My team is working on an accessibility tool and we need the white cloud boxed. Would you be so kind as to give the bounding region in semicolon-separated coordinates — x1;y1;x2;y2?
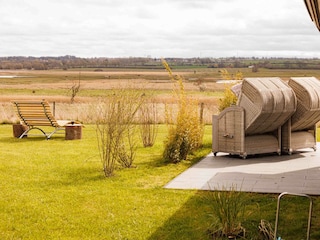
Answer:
0;0;319;58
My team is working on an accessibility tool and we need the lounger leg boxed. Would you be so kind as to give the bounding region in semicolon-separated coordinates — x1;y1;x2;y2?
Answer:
19;128;30;139
241;153;247;159
46;127;64;139
34;127;48;139
19;127;48;139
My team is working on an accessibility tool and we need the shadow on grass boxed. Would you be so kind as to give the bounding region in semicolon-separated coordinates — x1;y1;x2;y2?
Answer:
146;190;270;240
64;166;106;183
0;136;66;143
138;142;212;169
148;189;320;240
147;191;214;240
36;168;106;191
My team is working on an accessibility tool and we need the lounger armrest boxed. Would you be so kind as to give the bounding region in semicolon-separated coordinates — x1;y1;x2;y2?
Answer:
213;106;245;154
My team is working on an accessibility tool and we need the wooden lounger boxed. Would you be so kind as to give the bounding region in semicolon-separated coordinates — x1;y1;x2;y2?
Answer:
12;100;77;139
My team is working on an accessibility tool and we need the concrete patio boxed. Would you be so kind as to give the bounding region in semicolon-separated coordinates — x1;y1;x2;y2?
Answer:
165;143;320;195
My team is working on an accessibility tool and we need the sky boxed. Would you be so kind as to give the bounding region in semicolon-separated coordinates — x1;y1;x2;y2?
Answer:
0;0;320;58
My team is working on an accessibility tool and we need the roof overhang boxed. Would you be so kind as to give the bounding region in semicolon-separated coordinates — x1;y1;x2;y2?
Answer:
304;0;320;31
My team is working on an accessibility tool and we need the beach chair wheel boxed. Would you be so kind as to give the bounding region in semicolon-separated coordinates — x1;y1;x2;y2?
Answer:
241;154;247;159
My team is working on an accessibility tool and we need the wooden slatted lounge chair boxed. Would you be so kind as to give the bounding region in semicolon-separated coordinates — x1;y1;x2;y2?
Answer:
281;77;320;153
212;77;296;159
12;100;78;139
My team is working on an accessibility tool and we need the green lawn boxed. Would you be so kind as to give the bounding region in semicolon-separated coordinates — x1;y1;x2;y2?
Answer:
0;124;319;239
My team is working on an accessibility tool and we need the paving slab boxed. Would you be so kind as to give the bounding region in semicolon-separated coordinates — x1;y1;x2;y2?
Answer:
165;144;320;195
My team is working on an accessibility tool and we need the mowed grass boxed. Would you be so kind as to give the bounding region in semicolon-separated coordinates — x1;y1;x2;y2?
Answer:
1;124;320;239
0;124;214;239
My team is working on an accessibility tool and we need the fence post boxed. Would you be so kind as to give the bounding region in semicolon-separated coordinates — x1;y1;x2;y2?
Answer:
53;101;56;116
200;102;204;124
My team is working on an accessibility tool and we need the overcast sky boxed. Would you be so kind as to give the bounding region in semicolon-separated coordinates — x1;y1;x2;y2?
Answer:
1;0;319;58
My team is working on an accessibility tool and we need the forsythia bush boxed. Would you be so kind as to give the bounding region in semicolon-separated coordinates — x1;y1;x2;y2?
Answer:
162;59;204;163
218;86;238;112
218;68;240;112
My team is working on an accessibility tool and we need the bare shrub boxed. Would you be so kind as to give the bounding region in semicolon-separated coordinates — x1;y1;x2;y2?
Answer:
117;126;137;168
68;72;81;104
95;89;144;177
138;99;158;147
259;219;274;240
0;102;18;124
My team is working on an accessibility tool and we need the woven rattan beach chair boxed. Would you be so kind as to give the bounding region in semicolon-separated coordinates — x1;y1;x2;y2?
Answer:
281;77;320;154
13;100;77;139
212;77;296;159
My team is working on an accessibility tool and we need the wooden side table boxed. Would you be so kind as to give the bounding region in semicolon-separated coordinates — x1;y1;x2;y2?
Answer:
65;124;82;140
13;124;28;138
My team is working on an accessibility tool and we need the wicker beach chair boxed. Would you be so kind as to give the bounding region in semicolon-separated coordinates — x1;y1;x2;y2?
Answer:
282;77;320;153
212;77;296;159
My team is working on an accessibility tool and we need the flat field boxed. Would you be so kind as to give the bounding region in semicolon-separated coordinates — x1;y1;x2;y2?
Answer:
1;67;320;124
0;68;223;124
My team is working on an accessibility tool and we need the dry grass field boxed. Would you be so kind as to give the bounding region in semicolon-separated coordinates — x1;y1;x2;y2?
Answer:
0;68;225;124
1;67;320;124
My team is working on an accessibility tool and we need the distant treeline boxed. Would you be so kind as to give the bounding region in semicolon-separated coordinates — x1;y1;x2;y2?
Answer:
0;55;319;70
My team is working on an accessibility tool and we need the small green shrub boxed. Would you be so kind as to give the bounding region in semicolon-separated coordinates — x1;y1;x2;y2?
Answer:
138;100;158;147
